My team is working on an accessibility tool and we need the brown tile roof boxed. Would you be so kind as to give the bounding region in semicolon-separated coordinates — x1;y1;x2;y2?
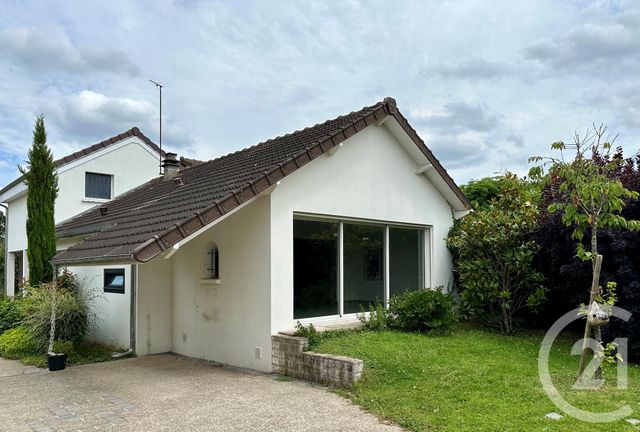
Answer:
0;127;164;198
52;97;470;265
178;157;204;167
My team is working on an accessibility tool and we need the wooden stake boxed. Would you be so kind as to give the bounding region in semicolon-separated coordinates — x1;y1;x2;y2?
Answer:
578;254;603;380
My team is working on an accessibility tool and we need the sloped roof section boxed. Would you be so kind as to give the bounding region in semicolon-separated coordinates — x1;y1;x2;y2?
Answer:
53;98;470;265
0;127;164;198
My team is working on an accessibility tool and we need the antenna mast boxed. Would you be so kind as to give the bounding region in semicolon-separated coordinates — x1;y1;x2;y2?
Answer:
149;79;163;174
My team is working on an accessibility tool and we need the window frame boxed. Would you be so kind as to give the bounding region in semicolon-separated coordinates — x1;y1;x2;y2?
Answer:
85;172;113;200
103;268;125;294
293;213;432;322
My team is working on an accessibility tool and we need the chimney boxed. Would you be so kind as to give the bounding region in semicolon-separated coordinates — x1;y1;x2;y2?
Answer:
162;152;180;179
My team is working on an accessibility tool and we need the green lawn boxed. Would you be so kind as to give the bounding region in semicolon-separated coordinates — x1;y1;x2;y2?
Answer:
314;326;640;431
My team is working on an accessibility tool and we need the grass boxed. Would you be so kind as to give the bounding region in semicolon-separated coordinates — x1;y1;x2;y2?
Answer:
11;343;119;368
314;325;640;431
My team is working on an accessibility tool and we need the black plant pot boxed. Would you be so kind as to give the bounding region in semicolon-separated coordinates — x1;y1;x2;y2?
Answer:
47;353;67;371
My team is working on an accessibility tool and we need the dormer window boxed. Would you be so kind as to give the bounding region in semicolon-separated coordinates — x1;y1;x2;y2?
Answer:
85;172;112;199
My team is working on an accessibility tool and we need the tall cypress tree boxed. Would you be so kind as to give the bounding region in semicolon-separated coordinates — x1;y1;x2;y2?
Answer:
20;115;58;285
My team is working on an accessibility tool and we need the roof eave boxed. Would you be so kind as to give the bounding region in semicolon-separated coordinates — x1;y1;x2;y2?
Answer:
385;105;472;211
51;253;136;267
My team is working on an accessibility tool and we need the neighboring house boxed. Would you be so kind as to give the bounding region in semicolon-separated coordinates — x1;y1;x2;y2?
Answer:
0;127;165;297
48;97;468;372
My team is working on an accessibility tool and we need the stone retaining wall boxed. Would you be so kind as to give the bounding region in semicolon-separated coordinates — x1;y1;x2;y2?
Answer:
271;334;364;388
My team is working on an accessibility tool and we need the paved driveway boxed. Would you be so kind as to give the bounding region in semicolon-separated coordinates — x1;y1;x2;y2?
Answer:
0;354;401;432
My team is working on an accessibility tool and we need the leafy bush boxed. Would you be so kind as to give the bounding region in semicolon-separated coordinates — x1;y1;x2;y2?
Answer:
18;283;95;349
294;322;321;349
460;177;502;211
358;302;393;331
389;289;456;334
448;173;546;334
0;296;23;335
0;326;40;358
52;340;75;356
56;268;81;294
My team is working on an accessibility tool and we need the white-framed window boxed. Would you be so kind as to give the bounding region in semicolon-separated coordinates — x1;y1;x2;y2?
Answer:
293;215;431;320
85;172;112;199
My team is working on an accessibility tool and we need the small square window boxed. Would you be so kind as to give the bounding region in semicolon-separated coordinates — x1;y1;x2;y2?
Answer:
104;269;125;294
86;172;112;199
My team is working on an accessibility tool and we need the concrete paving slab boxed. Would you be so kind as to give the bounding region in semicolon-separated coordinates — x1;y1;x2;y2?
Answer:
0;354;401;432
0;356;43;377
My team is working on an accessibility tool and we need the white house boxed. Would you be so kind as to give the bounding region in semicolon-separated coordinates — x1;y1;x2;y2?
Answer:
23;98;469;372
0;127;165;296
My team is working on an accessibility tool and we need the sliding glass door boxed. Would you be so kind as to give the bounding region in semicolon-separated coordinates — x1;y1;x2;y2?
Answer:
293;217;429;319
389;227;424;297
343;223;385;314
293;220;339;319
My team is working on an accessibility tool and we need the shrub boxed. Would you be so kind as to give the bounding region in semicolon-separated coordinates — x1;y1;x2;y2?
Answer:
52;340;75;356
389;289;456;334
18;283;93;348
448;173;546;334
0;326;40;358
358;302;393;331
294;322;321;349
0;296;23;335
56;268;80;294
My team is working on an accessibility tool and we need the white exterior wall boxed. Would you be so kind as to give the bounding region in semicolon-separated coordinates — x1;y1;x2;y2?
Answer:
6;195;28;293
169;197;272;371
55;140;160;223
136;260;172;355
2;137;160;296
269;124;455;334
64;264;132;350
7;194;27;252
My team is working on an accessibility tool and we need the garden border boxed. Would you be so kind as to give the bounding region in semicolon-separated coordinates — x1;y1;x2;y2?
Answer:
271;334;363;387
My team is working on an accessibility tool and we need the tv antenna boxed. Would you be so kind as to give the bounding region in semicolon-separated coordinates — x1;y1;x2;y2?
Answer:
149;79;163;174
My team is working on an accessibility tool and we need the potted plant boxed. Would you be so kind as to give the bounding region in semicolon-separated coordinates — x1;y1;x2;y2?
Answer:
46;282;67;371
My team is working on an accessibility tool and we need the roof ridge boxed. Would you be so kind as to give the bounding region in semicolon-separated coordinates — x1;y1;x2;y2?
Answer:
55;126;163;166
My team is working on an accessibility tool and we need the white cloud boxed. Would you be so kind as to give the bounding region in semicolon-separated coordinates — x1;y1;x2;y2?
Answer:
0;27;139;76
41;91;194;158
524;10;640;73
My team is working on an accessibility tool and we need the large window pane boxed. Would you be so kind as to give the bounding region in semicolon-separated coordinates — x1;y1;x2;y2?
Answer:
294;220;339;319
343;223;385;314
389;227;424;297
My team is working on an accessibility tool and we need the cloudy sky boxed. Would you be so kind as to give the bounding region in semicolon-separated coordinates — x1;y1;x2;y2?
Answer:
1;0;639;188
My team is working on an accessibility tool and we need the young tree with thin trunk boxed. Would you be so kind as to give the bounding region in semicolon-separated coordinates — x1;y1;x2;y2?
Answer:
530;124;640;380
19;115;58;286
